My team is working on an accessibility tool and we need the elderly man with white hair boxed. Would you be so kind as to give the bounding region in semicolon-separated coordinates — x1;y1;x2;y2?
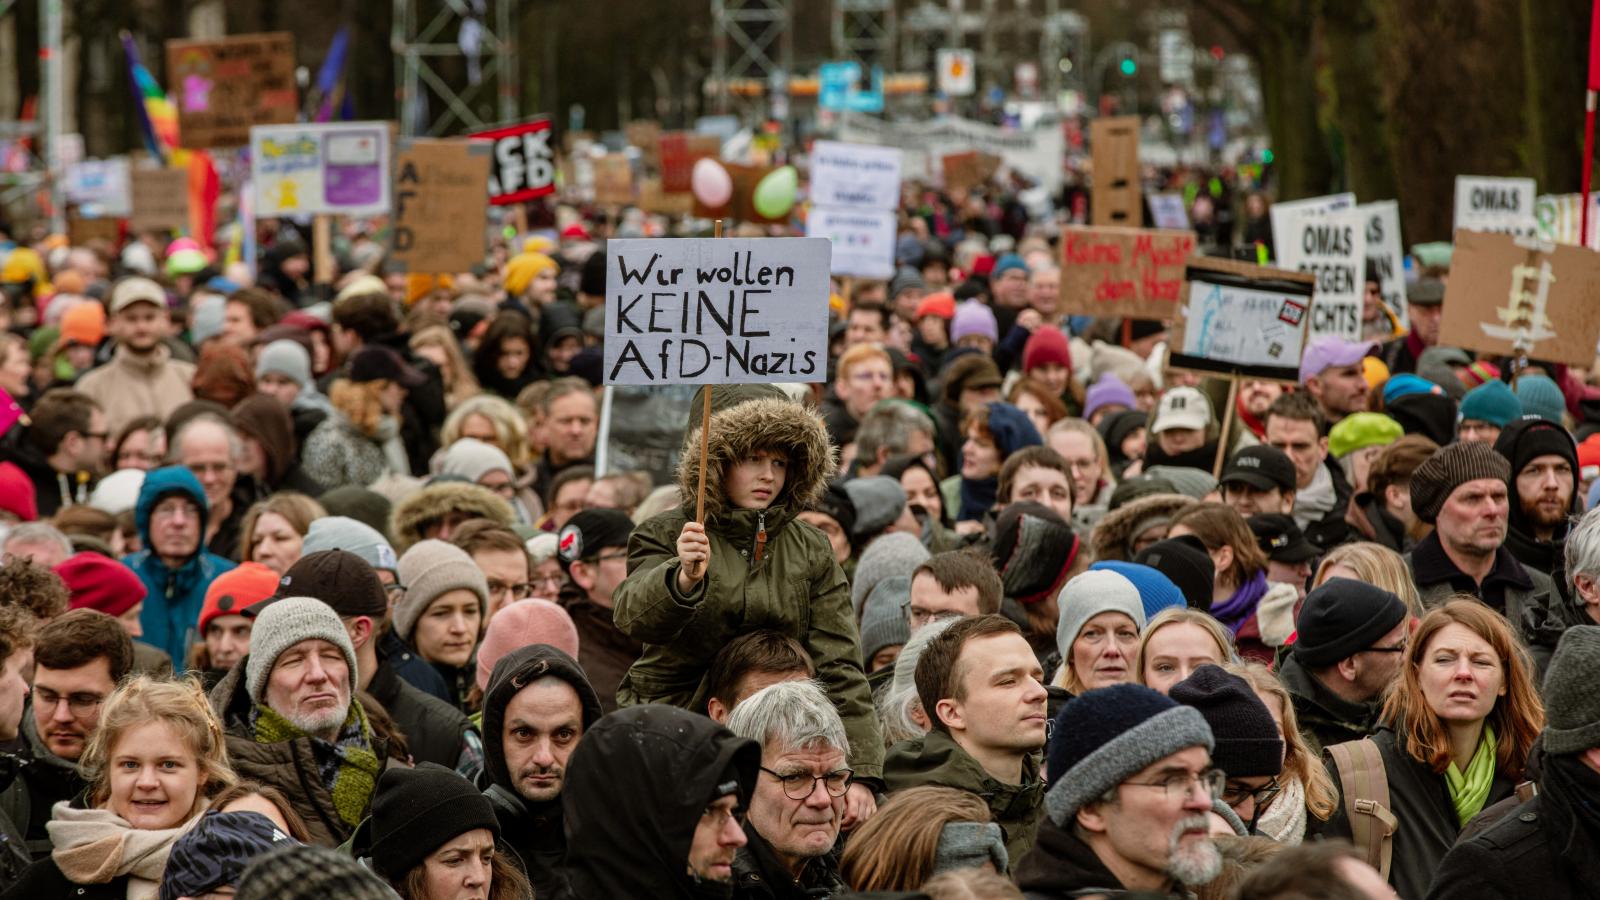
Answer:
725;680;853;899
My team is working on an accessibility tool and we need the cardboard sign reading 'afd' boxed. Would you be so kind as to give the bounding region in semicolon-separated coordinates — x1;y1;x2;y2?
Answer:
390;139;491;274
604;239;832;386
1058;225;1197;319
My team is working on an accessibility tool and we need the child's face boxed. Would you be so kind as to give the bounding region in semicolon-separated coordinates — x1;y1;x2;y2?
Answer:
726;449;788;510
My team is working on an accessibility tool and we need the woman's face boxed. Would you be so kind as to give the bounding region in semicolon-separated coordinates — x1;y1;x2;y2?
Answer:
309;332;332;375
1418;623;1505;725
460;413;502;449
250;511;304;575
900;466;943;524
257;372;301;408
1140;623;1225;695
116;428;166;471
1157;426;1205;456
1049;430;1103;506
1120;427;1148;463
917;316;948;347
961;426;1000;480
497;337;531;380
548;336;582;374
1033;363;1070;397
237;435;266;480
106;720;203;831
1071;611;1139;691
530;268;559;304
414;589;483;669
419;827;496;900
0;345;30;396
1014;392;1052;440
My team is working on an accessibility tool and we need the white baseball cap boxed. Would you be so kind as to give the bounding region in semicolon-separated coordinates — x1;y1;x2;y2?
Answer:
1151;386;1213;434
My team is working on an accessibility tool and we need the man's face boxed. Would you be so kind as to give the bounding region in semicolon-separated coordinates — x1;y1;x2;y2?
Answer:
1516;454;1574;534
1409;303;1443;346
1435;477;1510;557
263;638;352;739
501;678;584;804
179;424;237;511
942;632;1048;755
149;495;203;562
205;614;251;671
1308;363;1368;418
1086;746;1221;890
474;548;532;618
1157;426;1205;456
908;571;981;632
1028;270;1060;316
796;512;851;564
1265;416;1326;490
957;385;1001;416
686;794;746;883
0;646;30;742
571;545;630;608
1363;280;1383;321
1457;419;1501;445
836;358;892;421
1350;618;1409;700
222;301;258;344
546;392;598;465
72;408;109;473
1239;381;1284;418
32;657;115;760
846;309;886;347
1221;482;1290;518
993;270;1029;307
746;743;847;868
1264;559;1313;602
1009;465;1074;522
257;372;301;408
115;302;167;353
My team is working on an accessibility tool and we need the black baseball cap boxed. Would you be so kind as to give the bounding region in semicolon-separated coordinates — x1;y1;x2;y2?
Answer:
557;509;635;572
1247;514;1319;564
1221;445;1297;493
349;346;427;388
244;550;390;619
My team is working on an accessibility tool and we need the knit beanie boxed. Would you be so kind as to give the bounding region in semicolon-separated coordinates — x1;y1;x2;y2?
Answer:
1109;476;1178;510
850;531;929;615
439;437;516;484
1045;684;1215;824
914;292;956;320
1292;578;1408;668
1134;536;1214;611
1141;465;1218;500
244;596;360;703
60;301;105;348
1494;415;1579;484
1168;665;1284;778
0;462;36;522
254;339;312;388
843;476;909;539
394;540;490;642
1055;569;1147;662
951;301;999;344
860;575;913;664
932;822;1009;877
368;763;499;881
475;599;580;692
986;402;1043;456
54;552;147;618
1387;392;1459;448
1516;374;1566;423
1408;441;1511;524
1023;327;1072;375
236;845;394;900
190;294;227;345
808;484;858;541
1083;375;1138;421
1327;412;1403;460
1090;560;1186;620
199;562;281;635
992;502;1078;604
301;516;398;574
503;251;558;297
160;810;298;900
992;253;1029;278
889;266;926;298
1458;380;1520;428
1540;625;1600;754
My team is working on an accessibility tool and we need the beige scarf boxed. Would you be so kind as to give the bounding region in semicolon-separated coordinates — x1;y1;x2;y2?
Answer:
47;802;203;900
1254;774;1308;845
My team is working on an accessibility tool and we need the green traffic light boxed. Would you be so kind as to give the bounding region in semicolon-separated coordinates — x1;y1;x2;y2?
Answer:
1119;58;1137;76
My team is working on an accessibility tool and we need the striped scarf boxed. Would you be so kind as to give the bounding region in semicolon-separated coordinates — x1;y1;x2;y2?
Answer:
251;701;381;828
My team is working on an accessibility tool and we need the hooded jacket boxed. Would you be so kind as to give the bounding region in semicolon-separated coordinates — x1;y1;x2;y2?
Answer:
479;645;603;900
613;388;885;779
73;342;196;434
1276;652;1381;758
1496;417;1580;579
0;712;89;861
560;705;760;899
883;729;1045;867
123;466;236;667
1087;493;1198;563
389;481;516;554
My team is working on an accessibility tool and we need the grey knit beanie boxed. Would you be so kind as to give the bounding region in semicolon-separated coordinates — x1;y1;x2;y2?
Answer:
860;575;913;664
843;476;909;539
439;438;515;484
245;596;359;703
255;339;312;388
1541;625;1600;754
851;531;929;615
301;516;398;574
932;821;1008;876
1055;569;1147;662
1408;441;1511;524
394;540;489;641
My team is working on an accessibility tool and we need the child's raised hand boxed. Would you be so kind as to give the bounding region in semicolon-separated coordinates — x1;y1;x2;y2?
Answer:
676;521;710;593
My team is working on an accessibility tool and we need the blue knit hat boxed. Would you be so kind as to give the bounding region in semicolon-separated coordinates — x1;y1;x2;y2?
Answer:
1382;373;1443;405
991;253;1029;278
1457;380;1521;428
986;402;1043;456
1045;684;1214;825
1089;560;1186;620
1516;374;1566;424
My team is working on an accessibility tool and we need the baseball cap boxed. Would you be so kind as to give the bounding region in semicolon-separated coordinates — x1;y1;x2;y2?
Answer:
246;549;389;619
1248;514;1319;564
1221;445;1297;492
109;276;167;315
1407;278;1445;308
350;346;427;388
1150;386;1212;434
557;509;635;572
1298;336;1378;384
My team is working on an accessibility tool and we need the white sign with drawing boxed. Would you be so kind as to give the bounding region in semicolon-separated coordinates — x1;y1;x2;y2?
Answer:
1183;280;1311;374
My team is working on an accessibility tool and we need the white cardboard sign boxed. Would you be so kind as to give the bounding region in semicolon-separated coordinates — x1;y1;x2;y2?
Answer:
806;207;897;279
1358;200;1407;328
251;122;392;217
1270;204;1367;342
1454;176;1537;237
809;141;901;210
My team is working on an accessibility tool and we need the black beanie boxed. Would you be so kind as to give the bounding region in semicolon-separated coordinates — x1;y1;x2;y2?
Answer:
810;483;858;539
579;246;608;296
1168;665;1284;778
1108;476;1178;510
1494;415;1578;485
1387;392;1458;448
1136;535;1215;612
369;763;500;880
557;508;636;572
1293;578;1408;668
991;501;1079;603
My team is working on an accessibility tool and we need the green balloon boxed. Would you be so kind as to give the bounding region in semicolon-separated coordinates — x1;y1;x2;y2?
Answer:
753;165;799;219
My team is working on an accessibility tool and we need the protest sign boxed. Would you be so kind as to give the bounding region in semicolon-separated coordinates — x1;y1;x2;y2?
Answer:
472;117;556;205
1358;201;1407;328
838;113;1065;191
251;122;392;217
165;32;296;149
594;154;635;205
1268;204;1367;341
1454;176;1537;237
941;151;1002;193
1057;225;1198;320
1271;193;1356;218
67;212;119;246
638;177;695;216
1090;117;1141;226
624;120;662;167
129;168;191;233
1437;230;1600;366
1149;193;1189;230
1170;257;1316;381
1535;193;1600;250
64;158;131;218
604;238;832;385
596;383;700;486
806;206;897;279
810;141;901;210
389;139;492;274
659;132;722;193
937;49;976;96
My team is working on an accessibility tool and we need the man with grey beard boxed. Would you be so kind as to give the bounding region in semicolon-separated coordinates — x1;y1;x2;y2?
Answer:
1013;683;1222;897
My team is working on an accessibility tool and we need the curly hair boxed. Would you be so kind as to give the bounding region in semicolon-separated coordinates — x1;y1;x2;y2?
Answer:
0;555;69;620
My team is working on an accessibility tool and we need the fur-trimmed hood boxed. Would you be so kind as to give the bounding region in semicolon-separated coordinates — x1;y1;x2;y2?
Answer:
1088;493;1198;563
674;393;836;521
390;481;515;552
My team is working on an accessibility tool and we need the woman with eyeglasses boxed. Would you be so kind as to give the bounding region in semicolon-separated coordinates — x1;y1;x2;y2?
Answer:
1317;598;1544;900
109;415;166;472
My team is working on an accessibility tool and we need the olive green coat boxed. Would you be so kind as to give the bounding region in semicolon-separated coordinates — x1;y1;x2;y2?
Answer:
884;729;1046;868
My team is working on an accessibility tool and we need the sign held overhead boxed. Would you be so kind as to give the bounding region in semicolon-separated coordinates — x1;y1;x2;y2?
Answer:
1058;225;1197;320
390;139;492;274
166;32;297;149
250;122;392;218
1437;230;1600;366
473;117;556;205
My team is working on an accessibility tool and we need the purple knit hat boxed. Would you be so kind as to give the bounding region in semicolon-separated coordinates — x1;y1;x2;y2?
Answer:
1083;374;1138;420
951;301;999;344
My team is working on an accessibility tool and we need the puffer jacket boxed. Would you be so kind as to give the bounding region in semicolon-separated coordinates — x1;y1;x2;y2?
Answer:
883;729;1045;867
123;466;236;668
613;387;884;779
1087;493;1198;563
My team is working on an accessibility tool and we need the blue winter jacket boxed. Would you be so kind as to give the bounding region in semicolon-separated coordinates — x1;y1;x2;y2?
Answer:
123;466;236;667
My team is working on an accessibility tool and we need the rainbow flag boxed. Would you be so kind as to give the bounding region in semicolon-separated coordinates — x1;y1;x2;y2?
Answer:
120;32;177;162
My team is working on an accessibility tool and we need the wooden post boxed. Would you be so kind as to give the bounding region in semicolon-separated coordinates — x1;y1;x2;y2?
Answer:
694;218;726;523
312;215;335;285
511;204;529;241
1212;377;1240;479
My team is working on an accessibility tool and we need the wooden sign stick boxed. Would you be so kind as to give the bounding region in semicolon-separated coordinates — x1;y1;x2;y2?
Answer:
695;218;725;523
1212;378;1240;479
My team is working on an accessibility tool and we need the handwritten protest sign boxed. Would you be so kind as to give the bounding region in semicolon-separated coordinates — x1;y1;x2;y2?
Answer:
941;151;1001;193
1271;193;1356;218
838;114;1065;191
806;207;897;279
1534;193;1600;250
472;117;556;205
604;238;832;385
166;33;296;149
624;120;663;168
1170;257;1316;381
1454;176;1537;237
389;139;491;274
1090;117;1140;226
592;154;635;205
1437;230;1600;366
251;122;392;217
1269;204;1367;341
1149;193;1189;230
810;141;901;209
129;168;191;233
67;212;119;246
638;177;694;216
1057;225;1197;319
64;158;131;218
1358;201;1407;328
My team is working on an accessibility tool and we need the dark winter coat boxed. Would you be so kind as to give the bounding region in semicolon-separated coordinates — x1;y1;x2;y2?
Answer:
557;584;641;714
1015;815;1186;899
732;827;847;900
378;629;453;706
0;713;85;861
365;650;474;771
1407;531;1557;651
1277;653;1382;758
883;729;1044;867
0;856;127;900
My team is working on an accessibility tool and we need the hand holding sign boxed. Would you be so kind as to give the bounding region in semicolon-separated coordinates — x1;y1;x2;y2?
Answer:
677;521;710;591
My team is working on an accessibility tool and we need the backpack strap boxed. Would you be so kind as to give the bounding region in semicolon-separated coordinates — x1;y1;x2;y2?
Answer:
1514;780;1538;804
1326;738;1398;879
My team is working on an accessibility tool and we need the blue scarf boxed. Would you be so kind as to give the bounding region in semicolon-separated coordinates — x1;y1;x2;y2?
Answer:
1211;569;1269;634
958;476;998;523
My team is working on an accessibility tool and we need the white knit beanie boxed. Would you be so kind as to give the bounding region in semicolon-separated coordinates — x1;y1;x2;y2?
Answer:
1055;569;1148;661
439;438;515;484
394;540;489;641
245;596;359;703
255;339;312;389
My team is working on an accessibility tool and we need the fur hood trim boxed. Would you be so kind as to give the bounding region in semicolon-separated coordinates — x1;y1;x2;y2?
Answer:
391;481;515;552
1088;493;1198;563
675;397;836;520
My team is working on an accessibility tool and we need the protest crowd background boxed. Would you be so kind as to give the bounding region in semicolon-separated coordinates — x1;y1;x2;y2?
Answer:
3;5;1600;900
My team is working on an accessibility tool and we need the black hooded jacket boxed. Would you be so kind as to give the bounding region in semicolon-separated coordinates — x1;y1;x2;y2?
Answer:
1495;416;1580;579
559;705;760;899
479;644;603;900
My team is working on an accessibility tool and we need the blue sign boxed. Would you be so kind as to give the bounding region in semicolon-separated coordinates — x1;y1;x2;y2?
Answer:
818;61;884;113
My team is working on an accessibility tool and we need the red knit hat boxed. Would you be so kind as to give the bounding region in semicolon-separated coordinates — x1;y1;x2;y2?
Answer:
55;553;147;617
914;292;956;320
1023;326;1072;374
0;462;37;522
198;562;280;635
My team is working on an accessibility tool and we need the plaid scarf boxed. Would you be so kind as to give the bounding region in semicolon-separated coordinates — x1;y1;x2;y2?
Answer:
251;700;381;828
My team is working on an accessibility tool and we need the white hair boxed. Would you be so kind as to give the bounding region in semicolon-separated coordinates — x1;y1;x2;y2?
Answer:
725;679;849;758
1565;505;1600;596
171;413;244;465
2;523;73;560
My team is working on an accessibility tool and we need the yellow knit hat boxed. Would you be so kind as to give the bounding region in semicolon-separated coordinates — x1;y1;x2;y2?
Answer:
503;252;558;297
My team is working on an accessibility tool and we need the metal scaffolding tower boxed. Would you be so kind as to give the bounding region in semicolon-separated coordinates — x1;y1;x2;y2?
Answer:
832;0;896;70
392;0;519;137
710;0;793;115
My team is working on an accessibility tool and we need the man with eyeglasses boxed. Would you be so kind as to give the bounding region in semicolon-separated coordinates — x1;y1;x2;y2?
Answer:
821;344;894;449
1169;665;1286;837
171;414;248;562
5;387;106;517
452;519;536;620
1278;578;1410;757
0;609;132;859
556;508;642;713
1015;682;1221;896
122;465;236;667
905;552;1004;635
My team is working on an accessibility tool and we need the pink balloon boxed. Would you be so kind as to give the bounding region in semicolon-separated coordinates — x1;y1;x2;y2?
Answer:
691;158;733;207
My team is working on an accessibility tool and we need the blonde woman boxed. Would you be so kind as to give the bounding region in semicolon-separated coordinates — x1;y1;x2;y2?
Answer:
301;347;418;488
1046;417;1115;511
1223;661;1338;844
436;396;541;519
841;786;998;889
3;676;236;898
238;493;326;574
1135;607;1237;694
1051;569;1145;696
410;324;479;410
1312;541;1424;619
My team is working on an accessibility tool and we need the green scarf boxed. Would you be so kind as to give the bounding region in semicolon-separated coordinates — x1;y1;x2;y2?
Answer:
1444;724;1496;826
253;701;382;828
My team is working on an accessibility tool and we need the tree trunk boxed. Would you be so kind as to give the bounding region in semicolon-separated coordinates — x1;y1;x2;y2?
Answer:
1255;18;1334;199
1320;0;1397;202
